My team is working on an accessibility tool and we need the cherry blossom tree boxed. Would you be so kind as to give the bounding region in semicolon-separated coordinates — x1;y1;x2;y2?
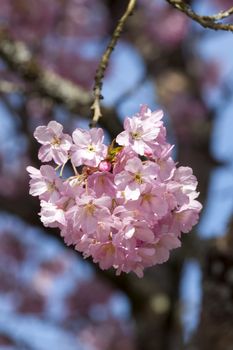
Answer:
0;1;233;349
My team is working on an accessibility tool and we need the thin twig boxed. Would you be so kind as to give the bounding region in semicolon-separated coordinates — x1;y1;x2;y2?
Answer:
90;0;137;128
202;7;233;21
71;160;78;176
166;0;233;31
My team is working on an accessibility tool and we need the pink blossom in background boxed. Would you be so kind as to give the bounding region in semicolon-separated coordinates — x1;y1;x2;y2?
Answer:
0;0;108;42
213;0;233;9
166;93;207;142
139;1;188;48
0;227;135;349
0;0;109;89
27;105;202;277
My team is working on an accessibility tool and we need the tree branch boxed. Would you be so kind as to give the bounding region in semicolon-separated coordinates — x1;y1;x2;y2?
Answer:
90;0;137;128
0;79;23;93
0;30;91;108
0;29;123;138
166;0;233;31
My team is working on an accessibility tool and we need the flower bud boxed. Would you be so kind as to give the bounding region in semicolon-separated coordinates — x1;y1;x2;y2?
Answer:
98;160;111;172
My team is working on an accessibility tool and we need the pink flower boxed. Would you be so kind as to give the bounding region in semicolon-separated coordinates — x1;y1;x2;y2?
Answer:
27;165;63;202
98;160;111;172
88;172;116;197
170;193;202;234
173;166;198;194
153;234;181;264
71;128;107;167
165;182;189;210
157;156;175;181
70;194;112;233
60;222;81;247
39;200;66;228
113;147;136;175
88;241;117;270
116;106;163;155
111;221;157;277
127;184;168;222
114;157;158;200
34;121;72;165
123;221;155;242
28;105;202;277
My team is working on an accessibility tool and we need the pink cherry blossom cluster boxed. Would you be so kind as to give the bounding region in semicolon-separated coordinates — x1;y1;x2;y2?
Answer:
27;105;202;277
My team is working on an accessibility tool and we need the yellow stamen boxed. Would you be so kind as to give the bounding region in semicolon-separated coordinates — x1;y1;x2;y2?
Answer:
102;242;115;255
51;136;61;147
135;173;142;184
88;144;95;152
85;203;95;215
47;183;55;192
131;132;141;140
142;193;152;202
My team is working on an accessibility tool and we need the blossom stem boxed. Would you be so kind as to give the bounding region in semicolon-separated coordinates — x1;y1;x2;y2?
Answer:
59;162;66;177
90;0;137;128
55;164;61;171
71;160;78;176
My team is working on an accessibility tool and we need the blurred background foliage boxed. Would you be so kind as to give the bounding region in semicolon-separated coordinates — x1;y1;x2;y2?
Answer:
0;0;233;349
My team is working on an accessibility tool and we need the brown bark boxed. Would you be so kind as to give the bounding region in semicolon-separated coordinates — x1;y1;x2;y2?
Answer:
191;223;233;350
